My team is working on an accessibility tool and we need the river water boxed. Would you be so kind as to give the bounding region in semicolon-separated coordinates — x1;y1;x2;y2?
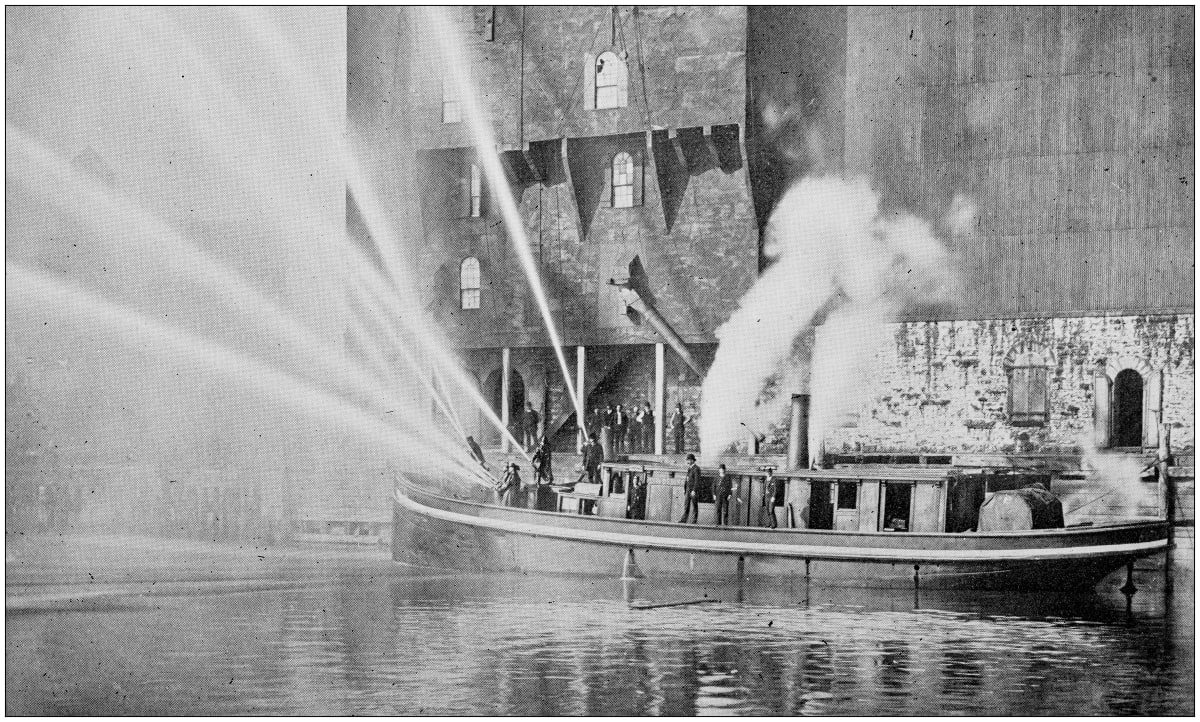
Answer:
6;534;1193;716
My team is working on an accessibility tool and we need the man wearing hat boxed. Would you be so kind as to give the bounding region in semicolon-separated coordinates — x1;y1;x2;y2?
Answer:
678;454;701;523
497;462;522;506
583;432;605;484
713;463;733;525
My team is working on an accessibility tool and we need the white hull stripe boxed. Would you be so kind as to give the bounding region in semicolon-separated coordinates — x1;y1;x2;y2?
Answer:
395;490;1167;564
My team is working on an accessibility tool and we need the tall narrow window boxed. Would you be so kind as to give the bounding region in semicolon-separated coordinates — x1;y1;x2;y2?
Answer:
441;75;461;124
469;163;482;217
460;257;480;309
594;51;628;109
1006;348;1051;427
611;152;634;208
1112;369;1144;447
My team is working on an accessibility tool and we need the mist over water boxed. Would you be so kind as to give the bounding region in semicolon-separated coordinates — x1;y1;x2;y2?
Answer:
6;7;507;544
698;176;955;462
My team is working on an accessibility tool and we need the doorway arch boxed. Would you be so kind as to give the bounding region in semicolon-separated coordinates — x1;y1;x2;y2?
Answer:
1111;369;1143;448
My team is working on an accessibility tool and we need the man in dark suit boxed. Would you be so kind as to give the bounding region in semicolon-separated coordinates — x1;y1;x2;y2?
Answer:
583;433;605;484
713;463;733;525
762;467;779;529
679;453;701;523
613;404;627;455
532;436;553;484
627;474;647;520
670;403;689;454
640;402;654;454
588;407;604;438
521;402;540;453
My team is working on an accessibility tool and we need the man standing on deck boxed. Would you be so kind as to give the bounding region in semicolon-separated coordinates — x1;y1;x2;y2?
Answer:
713;463;732;525
532;436;554;484
521;402;540;453
628;474;648;520
583;433;604;484
678;453;701;524
498;463;522;506
762;467;779;529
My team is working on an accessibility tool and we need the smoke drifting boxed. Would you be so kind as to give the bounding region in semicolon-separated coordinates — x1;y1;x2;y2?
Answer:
698;175;959;462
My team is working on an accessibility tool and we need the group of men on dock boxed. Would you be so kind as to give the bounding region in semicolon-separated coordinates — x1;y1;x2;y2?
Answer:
585;402;694;456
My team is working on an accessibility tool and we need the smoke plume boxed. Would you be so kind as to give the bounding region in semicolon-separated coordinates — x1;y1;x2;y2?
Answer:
698;175;955;462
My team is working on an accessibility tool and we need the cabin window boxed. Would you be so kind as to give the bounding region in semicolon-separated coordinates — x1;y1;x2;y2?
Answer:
441;74;461;124
1006;349;1051;427
697;475;715;504
459;257;480;309
882;482;912;532
836;482;858;510
1112;369;1144;448
594;51;628;109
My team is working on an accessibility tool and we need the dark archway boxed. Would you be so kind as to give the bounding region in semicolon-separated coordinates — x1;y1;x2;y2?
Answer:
1112;369;1144;448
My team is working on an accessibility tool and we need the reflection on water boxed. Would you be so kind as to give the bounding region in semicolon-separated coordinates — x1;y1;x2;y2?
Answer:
5;539;1193;715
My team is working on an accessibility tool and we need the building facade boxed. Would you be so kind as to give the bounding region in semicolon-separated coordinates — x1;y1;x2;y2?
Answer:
349;6;1194;460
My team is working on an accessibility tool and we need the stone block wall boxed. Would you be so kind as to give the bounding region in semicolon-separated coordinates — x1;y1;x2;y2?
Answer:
808;314;1195;456
401;6;747;151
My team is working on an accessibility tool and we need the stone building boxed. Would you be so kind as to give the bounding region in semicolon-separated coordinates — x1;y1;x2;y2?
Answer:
349;6;1193;461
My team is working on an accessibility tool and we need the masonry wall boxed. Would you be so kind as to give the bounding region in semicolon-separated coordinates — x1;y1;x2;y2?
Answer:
798;314;1195;456
404;6;746;150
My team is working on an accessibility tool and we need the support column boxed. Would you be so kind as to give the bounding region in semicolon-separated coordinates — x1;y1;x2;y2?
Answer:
654;343;665;455
501;347;511;453
1094;363;1111;449
577;345;586;453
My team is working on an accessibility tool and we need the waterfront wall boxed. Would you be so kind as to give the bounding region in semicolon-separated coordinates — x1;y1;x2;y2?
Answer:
756;313;1195;456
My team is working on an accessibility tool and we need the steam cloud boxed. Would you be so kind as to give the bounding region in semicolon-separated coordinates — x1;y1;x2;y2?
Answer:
698;175;959;462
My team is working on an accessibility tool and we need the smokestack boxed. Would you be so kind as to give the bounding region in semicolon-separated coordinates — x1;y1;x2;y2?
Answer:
787;394;809;469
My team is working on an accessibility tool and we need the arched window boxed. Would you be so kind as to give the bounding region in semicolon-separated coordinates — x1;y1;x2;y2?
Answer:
611;152;634;208
594;51;628;109
460;257;480;309
1005;345;1052;427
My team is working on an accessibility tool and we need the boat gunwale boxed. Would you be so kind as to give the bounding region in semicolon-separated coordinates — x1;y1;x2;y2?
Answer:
395;478;1168;543
394;484;1169;564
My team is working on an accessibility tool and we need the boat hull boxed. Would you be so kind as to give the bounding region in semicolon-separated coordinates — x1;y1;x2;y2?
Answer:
393;481;1169;591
